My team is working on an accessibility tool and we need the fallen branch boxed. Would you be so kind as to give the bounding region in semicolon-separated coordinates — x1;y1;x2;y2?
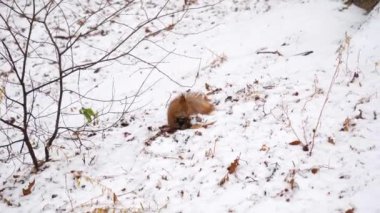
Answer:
144;125;174;146
256;50;283;56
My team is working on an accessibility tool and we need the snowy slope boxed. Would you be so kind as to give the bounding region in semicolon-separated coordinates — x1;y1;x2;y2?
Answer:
1;1;379;212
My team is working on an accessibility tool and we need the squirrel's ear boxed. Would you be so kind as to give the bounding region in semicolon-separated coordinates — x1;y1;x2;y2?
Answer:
179;94;186;103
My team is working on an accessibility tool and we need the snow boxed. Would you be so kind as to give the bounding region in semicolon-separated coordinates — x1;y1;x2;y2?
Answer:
1;0;379;212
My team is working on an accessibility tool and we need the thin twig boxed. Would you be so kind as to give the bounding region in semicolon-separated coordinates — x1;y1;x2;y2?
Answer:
309;34;350;156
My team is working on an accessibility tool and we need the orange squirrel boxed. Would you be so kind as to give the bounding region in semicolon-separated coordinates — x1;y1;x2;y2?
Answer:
167;92;214;130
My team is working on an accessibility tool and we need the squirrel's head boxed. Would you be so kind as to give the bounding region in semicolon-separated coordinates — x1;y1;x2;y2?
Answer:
175;116;191;130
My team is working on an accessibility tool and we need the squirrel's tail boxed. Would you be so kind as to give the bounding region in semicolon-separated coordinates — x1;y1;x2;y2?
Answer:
184;92;214;115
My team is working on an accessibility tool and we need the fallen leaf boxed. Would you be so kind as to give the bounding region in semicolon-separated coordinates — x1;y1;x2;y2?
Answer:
184;0;198;6
219;174;229;186
205;83;211;91
227;158;239;174
22;179;35;196
289;140;301;145
327;137;335;145
259;144;269;152
71;170;83;179
342;117;351;131
311;168;319;174
164;24;175;31
289;178;296;190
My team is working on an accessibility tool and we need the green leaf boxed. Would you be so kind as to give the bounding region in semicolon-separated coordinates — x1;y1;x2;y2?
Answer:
79;107;97;123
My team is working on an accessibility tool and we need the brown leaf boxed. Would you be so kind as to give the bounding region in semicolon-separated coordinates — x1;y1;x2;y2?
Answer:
145;27;151;33
184;0;198;6
259;144;269;152
345;208;355;213
205;83;211;91
227;158;239;174
342;117;351;131
164;24;175;31
71;170;83;179
327;137;335;145
289;178;296;190
289;140;301;145
147;30;161;38
218;174;229;186
22;179;35;196
311;167;319;174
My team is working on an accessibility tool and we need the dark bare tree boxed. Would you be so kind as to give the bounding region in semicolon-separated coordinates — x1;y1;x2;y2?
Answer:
0;0;218;170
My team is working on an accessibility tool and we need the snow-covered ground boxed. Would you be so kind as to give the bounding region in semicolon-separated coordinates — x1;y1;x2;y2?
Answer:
1;0;379;212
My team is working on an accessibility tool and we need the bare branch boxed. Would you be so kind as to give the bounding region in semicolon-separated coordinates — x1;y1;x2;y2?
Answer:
0;118;24;131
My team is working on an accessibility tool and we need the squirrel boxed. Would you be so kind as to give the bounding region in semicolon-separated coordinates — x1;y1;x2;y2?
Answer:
167;92;214;130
